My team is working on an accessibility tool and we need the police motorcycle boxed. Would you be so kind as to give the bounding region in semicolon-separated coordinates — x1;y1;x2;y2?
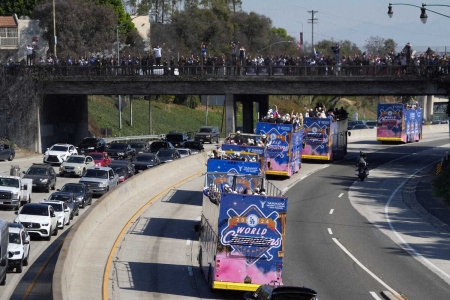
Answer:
355;151;369;181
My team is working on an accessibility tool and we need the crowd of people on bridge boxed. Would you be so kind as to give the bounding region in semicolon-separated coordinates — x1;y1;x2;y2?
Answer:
2;40;449;77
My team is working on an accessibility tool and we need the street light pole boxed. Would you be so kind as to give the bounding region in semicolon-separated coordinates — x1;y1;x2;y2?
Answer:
388;3;450;23
53;0;57;57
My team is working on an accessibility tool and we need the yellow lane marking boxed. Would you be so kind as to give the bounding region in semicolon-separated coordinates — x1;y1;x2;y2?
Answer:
24;237;66;300
102;172;203;300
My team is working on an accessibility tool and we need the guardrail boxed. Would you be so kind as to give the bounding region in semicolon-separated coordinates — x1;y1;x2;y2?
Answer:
103;134;166;144
5;64;450;79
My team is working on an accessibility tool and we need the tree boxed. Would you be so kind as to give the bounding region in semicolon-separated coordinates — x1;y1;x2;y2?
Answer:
364;36;397;56
32;0;119;57
0;0;44;18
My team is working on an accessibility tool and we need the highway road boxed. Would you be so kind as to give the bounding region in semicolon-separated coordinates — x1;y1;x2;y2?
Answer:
107;131;450;300
1;127;449;300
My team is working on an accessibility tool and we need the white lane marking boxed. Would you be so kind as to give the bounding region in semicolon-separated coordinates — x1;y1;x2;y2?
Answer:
329;209;334;215
369;291;383;300
186;239;191;246
332;238;402;297
327;228;333;235
338;193;344;198
385;170;450;281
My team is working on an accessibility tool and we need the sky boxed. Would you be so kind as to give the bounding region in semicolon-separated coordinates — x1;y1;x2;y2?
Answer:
240;0;450;53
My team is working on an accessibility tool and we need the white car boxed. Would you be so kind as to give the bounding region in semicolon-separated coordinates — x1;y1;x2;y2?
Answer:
41;200;71;229
7;223;30;273
59;155;95;177
176;148;191;158
44;143;78;164
14;203;58;241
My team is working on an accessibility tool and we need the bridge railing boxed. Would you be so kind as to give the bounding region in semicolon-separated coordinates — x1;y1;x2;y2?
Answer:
5;64;449;78
103;134;166;144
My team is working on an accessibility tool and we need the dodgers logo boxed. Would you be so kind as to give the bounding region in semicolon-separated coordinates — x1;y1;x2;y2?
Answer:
220;204;283;265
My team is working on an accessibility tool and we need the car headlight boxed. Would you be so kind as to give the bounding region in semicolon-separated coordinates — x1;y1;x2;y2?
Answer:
118;152;125;156
76;196;83;201
40;179;48;183
76;165;82;169
42;223;49;226
98;183;106;188
12;192;19;199
206;135;211;138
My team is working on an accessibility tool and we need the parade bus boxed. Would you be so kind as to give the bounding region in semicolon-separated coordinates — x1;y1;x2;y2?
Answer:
255;122;303;177
302;116;348;161
376;103;423;143
197;172;287;292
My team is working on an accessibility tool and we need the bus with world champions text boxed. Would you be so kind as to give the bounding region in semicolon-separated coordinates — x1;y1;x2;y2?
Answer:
197;172;286;292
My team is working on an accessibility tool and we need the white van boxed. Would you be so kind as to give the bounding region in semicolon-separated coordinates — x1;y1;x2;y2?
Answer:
0;220;8;285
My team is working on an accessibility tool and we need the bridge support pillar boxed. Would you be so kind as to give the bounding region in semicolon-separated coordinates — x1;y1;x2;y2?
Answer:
426;95;433;122
225;93;235;136
234;94;269;133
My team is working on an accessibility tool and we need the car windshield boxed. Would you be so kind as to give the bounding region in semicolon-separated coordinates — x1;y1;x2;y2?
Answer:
50;145;69;152
48;194;73;202
66;156;85;163
20;205;48;216
136;155;154;162
26;167;47;175
0;178;19;188
130;143;146;149
60;184;83;193
151;142;167;151
81;138;97;144
158;150;174;158
199;128;212;133
9;232;20;244
90;153;103;160
167;135;183;141
111;166;126;173
108;144;127;150
47;203;63;212
84;169;109;178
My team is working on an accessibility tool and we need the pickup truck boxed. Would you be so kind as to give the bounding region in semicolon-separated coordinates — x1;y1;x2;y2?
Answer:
0;176;32;210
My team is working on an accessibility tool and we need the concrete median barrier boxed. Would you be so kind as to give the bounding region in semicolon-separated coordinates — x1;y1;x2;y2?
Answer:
52;152;208;300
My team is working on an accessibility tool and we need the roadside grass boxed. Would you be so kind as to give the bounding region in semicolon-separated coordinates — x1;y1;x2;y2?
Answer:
432;157;450;204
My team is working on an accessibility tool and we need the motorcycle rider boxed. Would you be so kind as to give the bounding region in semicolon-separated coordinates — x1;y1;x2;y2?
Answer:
356;151;368;170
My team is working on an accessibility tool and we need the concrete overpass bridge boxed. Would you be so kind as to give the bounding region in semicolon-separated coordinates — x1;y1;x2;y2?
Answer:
8;64;450;151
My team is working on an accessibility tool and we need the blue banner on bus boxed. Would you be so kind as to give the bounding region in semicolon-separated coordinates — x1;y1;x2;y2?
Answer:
206;159;261;175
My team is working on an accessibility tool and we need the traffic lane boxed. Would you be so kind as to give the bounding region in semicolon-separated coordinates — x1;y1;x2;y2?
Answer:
346;144;450;298
110;175;243;299
283;164;387;300
284;140;450;300
0;157;96;299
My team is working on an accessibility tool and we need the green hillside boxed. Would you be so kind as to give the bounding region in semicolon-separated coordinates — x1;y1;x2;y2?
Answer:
88;95;389;137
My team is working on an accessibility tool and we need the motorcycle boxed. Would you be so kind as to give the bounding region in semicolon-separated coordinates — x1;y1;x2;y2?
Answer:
355;164;369;181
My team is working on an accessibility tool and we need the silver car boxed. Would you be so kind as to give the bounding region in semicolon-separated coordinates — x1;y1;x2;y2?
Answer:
79;167;119;197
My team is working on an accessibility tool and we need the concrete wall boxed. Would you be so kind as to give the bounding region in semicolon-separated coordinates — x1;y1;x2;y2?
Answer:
52;152;208;300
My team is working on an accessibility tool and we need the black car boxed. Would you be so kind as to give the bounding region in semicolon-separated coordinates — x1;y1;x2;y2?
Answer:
108;163;134;183
194;126;220;144
47;191;79;219
0;142;15;161
58;182;93;208
157;149;180;163
149;140;175;153
105;143;135;160
129;141;150;154
182;141;204;154
165;132;189;148
243;284;318;300
108;160;135;179
22;163;57;193
77;137;106;154
132;153;160;172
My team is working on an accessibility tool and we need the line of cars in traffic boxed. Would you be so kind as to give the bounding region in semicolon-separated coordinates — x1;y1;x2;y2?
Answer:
0;134;206;281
